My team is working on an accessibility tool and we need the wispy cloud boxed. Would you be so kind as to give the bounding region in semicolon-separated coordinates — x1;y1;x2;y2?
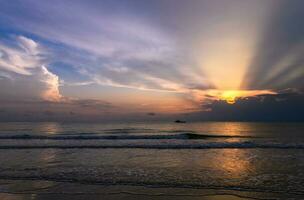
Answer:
0;36;61;101
0;0;213;95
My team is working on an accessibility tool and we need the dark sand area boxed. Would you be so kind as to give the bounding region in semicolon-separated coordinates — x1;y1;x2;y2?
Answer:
0;179;288;200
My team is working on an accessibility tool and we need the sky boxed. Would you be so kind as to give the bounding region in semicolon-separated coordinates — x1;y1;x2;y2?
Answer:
0;0;303;122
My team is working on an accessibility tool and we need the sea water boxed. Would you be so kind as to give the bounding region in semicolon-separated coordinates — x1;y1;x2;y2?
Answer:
0;122;303;199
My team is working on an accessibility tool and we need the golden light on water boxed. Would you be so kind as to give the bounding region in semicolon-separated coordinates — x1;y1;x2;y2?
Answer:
219;149;253;178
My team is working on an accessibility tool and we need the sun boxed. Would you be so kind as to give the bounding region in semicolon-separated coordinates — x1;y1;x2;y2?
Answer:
198;89;276;106
216;89;276;104
220;90;240;104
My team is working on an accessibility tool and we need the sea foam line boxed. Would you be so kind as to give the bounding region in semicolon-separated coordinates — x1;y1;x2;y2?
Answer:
0;142;303;149
0;133;253;140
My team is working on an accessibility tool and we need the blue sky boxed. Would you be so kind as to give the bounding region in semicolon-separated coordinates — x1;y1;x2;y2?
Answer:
0;0;303;121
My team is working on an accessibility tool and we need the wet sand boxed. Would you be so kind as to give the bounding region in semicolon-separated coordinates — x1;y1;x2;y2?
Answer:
0;179;280;200
0;194;252;200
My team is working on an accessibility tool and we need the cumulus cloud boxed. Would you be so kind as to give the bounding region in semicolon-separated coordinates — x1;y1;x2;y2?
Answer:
0;36;61;101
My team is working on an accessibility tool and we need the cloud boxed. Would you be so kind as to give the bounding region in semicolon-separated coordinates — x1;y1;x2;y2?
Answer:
0;0;303;122
18;36;40;56
0;98;112;122
0;97;164;122
188;89;304;121
39;65;61;101
0;0;213;94
0;36;42;75
1;89;303;122
0;36;61;101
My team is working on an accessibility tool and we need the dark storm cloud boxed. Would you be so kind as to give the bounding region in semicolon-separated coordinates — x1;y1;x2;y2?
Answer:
242;0;304;90
189;89;304;121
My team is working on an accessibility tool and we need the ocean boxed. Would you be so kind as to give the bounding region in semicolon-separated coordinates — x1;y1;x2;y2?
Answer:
0;122;303;199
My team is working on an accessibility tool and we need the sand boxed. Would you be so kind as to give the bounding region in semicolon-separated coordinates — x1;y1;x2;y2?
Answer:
0;179;273;200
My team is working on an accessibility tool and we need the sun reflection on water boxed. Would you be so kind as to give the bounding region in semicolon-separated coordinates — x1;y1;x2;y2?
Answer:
37;122;62;135
218;149;252;177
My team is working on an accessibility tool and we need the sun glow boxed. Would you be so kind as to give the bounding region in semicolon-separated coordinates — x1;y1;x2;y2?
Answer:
221;90;241;104
204;89;276;104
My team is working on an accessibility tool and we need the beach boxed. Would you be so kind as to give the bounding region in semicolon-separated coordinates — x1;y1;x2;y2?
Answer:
1;0;304;198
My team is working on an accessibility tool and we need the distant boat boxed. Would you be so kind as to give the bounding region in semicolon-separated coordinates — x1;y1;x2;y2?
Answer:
174;120;186;123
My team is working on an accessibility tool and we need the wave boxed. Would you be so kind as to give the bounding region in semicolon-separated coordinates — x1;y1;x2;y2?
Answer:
0;133;253;140
102;128;157;134
0;141;304;149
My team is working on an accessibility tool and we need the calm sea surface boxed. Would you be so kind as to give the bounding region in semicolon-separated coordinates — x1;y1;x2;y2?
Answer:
0;122;303;199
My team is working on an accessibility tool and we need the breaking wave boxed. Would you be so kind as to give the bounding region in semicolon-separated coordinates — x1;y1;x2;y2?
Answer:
0;133;253;140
